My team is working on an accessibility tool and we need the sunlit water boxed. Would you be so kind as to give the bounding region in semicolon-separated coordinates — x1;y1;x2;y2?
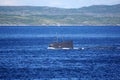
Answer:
0;26;120;80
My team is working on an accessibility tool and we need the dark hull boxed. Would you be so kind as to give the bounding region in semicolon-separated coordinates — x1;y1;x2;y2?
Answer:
48;41;73;49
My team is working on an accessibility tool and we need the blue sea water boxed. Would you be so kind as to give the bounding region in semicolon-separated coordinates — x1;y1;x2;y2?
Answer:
0;26;120;80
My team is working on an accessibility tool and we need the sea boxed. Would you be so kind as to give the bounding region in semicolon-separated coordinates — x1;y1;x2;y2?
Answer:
0;26;120;80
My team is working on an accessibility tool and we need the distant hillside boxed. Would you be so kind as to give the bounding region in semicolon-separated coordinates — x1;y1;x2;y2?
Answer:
79;4;120;13
0;4;120;26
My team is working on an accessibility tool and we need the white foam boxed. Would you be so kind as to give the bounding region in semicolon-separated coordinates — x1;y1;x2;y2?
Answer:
47;47;56;49
47;47;86;50
62;48;71;50
81;47;85;50
73;47;79;49
47;47;72;50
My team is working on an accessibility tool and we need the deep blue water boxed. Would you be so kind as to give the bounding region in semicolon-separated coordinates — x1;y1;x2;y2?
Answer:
0;26;120;80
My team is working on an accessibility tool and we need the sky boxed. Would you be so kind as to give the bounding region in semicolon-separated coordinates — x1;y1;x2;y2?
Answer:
0;0;120;8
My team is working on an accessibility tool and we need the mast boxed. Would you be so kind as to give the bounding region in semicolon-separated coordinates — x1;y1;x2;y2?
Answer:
62;36;64;42
56;32;58;42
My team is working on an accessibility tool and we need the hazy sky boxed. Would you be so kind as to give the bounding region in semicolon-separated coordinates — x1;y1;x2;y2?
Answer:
0;0;120;8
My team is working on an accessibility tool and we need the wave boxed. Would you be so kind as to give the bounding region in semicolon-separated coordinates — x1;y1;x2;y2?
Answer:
73;46;120;50
0;45;120;52
47;46;120;50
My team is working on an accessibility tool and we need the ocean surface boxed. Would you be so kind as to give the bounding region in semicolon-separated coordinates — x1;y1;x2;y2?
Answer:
0;26;120;80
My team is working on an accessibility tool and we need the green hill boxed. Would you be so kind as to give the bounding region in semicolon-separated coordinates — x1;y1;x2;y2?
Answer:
0;4;120;26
